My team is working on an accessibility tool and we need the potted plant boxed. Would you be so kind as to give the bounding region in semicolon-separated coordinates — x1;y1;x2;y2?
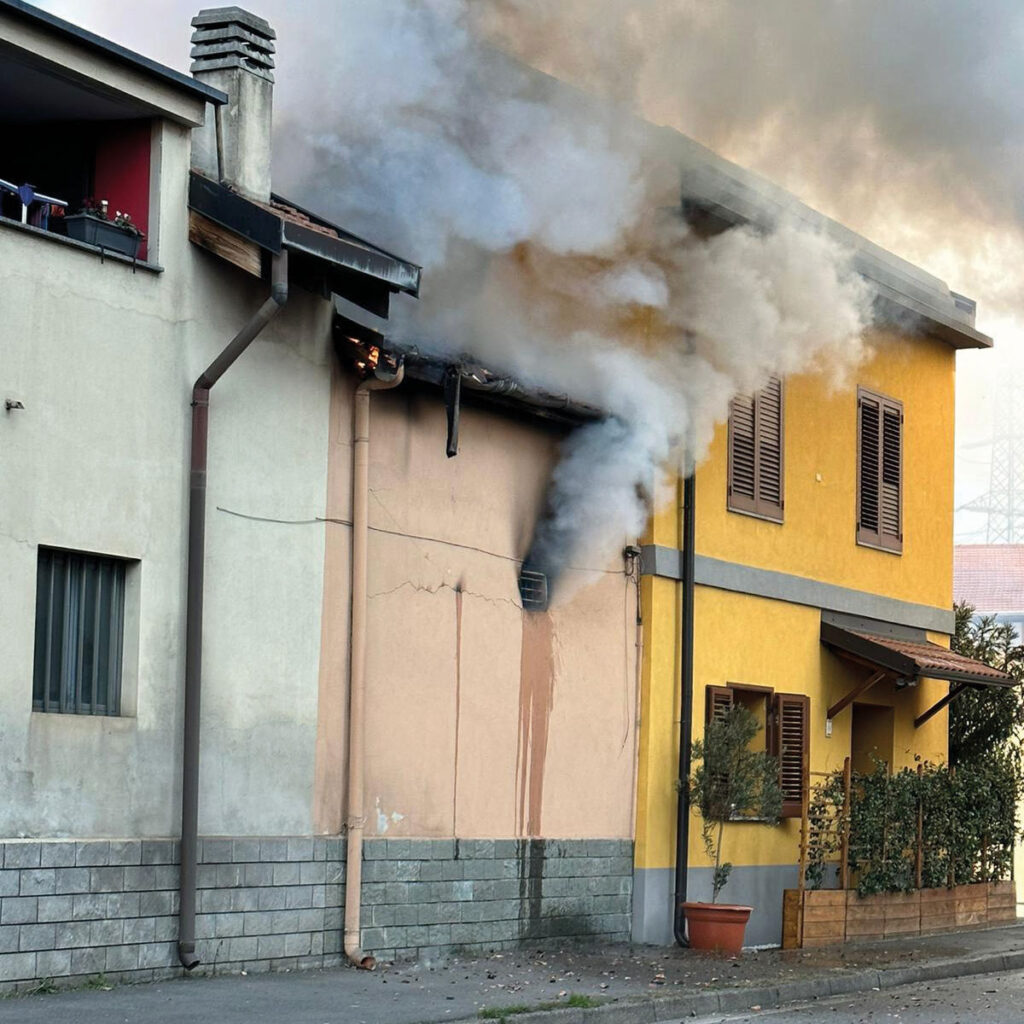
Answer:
64;198;144;258
683;704;783;953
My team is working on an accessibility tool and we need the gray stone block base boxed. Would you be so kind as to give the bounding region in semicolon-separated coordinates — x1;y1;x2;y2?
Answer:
0;837;632;990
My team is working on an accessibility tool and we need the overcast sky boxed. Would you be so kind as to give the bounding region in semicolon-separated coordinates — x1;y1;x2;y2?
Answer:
39;0;1024;542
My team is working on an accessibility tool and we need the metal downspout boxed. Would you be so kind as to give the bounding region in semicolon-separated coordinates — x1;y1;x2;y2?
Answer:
345;363;405;970
178;252;289;971
673;470;696;946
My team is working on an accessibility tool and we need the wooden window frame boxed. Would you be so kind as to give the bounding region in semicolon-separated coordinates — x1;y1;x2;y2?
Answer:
857;387;903;554
727;376;785;524
705;683;808;819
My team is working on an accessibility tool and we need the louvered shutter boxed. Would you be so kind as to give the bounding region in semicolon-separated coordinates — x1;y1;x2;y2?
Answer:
728;376;784;521
727;394;757;514
706;685;734;724
880;403;902;550
857;389;902;553
771;693;808;818
755;376;784;519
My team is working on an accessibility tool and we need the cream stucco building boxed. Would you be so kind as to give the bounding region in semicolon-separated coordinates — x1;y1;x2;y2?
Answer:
0;1;638;987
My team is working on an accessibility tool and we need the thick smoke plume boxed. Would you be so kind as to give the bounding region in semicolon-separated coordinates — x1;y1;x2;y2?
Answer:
276;0;871;593
51;0;948;592
44;3;1024;540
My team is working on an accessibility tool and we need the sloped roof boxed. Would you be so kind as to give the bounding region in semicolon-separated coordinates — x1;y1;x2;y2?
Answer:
655;128;991;350
953;545;1024;614
821;621;1016;687
188;172;420;317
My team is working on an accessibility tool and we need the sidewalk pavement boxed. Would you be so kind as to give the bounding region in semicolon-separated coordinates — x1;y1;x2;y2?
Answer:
3;921;1024;1024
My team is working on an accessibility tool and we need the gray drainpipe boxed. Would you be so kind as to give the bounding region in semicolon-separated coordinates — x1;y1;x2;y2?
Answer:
178;251;289;970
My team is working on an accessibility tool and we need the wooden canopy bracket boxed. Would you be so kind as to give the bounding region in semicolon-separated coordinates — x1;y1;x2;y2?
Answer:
914;682;966;729
827;669;888;721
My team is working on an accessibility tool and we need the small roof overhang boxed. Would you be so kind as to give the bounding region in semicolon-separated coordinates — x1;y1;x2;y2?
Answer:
821;620;1016;729
188;172;421;318
0;0;226;126
821;621;1016;688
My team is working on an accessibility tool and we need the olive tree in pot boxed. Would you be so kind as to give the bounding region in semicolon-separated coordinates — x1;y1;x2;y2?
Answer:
682;704;783;954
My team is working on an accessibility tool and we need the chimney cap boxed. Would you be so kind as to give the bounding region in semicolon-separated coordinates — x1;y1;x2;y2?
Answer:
191;7;276;40
191;6;276;81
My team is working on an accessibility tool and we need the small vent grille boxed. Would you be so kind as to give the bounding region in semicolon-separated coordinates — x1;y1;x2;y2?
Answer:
518;570;549;612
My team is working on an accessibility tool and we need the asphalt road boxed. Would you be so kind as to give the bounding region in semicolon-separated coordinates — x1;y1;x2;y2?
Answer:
694;969;1024;1023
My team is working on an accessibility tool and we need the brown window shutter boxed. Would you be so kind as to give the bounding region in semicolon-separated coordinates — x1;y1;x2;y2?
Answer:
728;377;784;521
727;394;757;514
773;693;809;818
880;400;903;551
706;685;734;724
857;389;902;553
755;375;784;519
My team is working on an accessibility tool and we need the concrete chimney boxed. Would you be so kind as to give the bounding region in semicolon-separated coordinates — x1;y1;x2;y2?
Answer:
190;7;276;203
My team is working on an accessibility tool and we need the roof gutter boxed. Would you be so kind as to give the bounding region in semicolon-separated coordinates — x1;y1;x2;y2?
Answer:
178;250;289;971
384;345;605;428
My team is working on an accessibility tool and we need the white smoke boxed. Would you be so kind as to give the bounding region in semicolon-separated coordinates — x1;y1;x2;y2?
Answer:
279;0;872;592
39;0;875;590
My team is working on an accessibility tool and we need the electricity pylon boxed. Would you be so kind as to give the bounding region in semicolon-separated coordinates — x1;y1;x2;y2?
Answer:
960;378;1024;542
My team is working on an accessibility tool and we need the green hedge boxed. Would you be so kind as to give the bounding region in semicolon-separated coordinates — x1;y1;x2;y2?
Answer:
807;754;1021;897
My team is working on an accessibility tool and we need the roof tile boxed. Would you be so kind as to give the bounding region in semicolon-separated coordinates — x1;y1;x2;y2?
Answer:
953;544;1024;613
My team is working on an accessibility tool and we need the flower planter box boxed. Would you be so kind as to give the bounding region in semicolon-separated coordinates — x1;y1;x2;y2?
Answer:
782;881;1016;949
64;213;141;258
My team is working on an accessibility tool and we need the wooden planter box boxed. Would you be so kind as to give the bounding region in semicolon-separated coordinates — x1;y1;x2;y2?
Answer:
783;881;1016;949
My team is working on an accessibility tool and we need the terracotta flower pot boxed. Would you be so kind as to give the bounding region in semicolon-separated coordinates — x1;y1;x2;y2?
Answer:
682;901;753;954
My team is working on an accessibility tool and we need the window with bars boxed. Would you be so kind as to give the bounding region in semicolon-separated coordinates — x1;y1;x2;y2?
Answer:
857;388;903;553
706;684;809;818
727;375;784;522
32;548;126;715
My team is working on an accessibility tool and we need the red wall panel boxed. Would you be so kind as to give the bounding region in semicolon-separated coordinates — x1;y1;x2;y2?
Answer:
93;120;152;260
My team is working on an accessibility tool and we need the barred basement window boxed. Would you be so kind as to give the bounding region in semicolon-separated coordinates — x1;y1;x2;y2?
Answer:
727;375;785;522
32;548;126;715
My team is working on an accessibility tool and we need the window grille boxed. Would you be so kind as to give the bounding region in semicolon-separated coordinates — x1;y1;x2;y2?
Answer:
32;548;125;715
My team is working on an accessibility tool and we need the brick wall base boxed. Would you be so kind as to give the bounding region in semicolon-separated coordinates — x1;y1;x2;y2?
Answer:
0;837;632;990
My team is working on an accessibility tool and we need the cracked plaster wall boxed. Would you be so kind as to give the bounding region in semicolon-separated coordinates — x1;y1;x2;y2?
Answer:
314;381;640;841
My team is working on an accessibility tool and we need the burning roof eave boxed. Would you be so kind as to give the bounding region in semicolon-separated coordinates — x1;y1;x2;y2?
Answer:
333;311;605;430
393;345;605;428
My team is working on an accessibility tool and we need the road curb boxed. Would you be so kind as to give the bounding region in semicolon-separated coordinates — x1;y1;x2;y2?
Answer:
451;948;1022;1024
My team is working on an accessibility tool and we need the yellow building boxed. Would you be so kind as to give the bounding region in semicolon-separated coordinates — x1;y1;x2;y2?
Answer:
632;150;1008;946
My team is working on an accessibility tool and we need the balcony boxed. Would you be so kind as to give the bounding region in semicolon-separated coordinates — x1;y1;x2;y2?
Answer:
1;41;155;265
